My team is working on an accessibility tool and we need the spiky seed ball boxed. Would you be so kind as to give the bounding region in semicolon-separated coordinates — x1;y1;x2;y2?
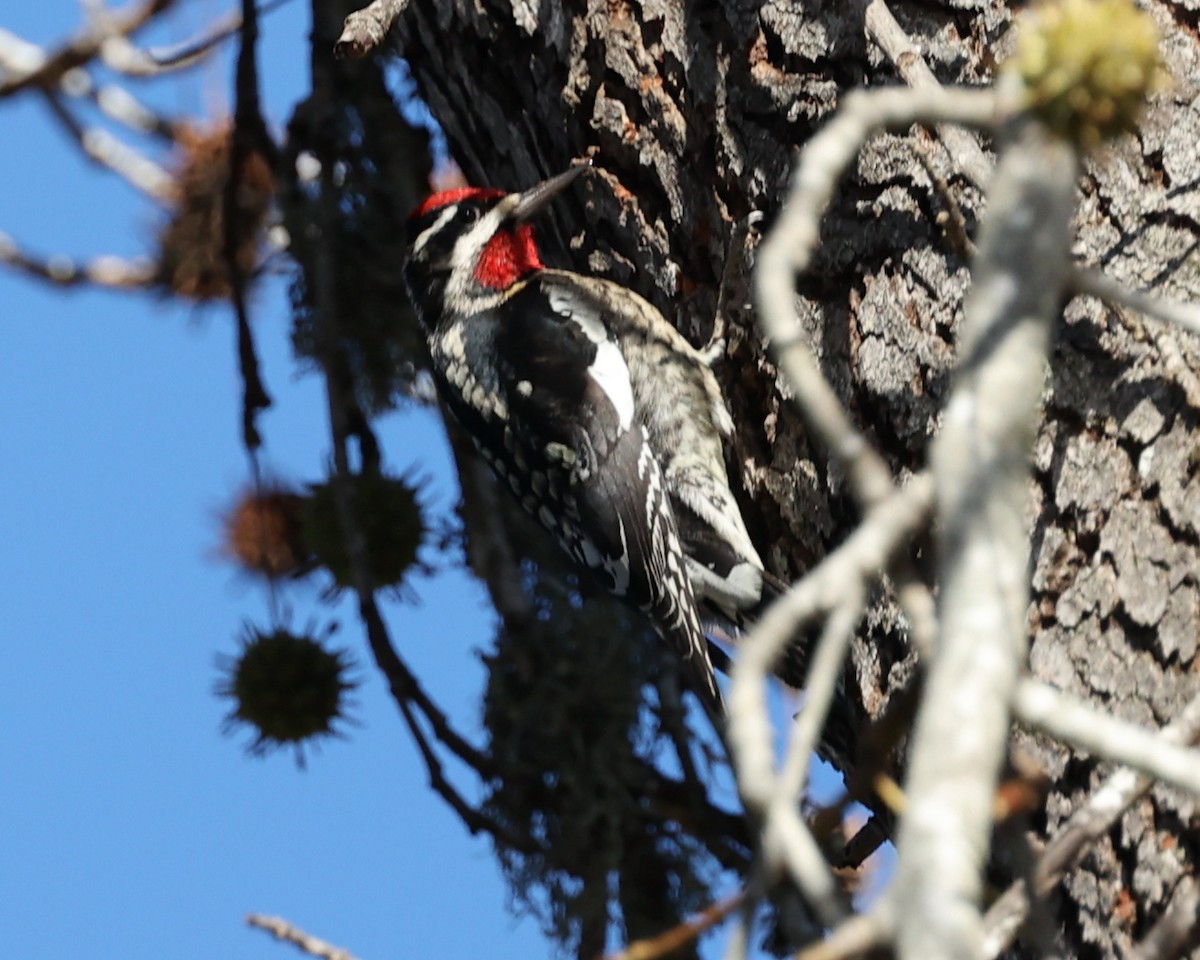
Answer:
303;473;427;592
217;625;355;764
221;488;310;579
1008;0;1166;150
157;121;275;300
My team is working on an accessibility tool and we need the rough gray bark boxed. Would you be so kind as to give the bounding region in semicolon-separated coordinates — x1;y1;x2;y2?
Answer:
394;0;1200;956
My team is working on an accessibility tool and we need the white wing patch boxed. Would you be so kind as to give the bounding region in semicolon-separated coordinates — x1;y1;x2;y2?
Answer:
588;340;636;431
546;286;635;430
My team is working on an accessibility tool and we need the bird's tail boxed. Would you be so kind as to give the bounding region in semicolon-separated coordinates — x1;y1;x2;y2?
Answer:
699;570;862;779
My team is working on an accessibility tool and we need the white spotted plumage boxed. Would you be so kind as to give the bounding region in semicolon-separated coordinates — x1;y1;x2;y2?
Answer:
539;270;766;623
402;168;724;714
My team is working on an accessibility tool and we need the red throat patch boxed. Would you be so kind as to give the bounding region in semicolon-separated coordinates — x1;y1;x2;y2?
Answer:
474;224;544;290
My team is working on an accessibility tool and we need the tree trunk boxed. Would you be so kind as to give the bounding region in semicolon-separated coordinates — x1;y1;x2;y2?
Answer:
396;0;1200;955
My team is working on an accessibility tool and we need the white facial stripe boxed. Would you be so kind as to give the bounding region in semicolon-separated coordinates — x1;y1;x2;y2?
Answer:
411;205;458;256
449;206;507;273
442;206;511;306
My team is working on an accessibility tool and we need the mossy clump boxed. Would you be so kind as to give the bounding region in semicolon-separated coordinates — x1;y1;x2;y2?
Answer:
157;122;274;300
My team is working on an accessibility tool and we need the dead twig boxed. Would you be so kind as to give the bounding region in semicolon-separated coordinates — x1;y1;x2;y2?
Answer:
1072;266;1200;339
604;893;745;960
334;0;410;59
226;0;274;451
0;0;172;98
1128;877;1200;960
982;691;1200;958
859;0;993;188
0;231;155;289
1013;680;1200;797
728;474;935;928
793;910;890;960
39;89;175;200
246;914;358;960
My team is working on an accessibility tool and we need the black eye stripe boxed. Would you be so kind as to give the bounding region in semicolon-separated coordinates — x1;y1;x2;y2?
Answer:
405;200;489;253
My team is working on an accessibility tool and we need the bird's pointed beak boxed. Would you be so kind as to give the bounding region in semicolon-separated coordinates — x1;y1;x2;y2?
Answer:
501;161;592;223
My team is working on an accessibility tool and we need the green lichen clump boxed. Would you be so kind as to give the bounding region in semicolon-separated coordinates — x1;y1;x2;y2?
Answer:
218;626;356;763
1009;0;1166;149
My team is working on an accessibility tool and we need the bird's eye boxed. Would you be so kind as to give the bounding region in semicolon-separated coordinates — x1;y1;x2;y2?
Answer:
461;206;480;224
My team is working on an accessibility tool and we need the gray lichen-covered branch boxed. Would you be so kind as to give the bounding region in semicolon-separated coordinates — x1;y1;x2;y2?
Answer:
891;119;1079;960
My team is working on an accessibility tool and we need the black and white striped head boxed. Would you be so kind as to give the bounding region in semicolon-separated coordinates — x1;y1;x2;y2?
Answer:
402;164;590;323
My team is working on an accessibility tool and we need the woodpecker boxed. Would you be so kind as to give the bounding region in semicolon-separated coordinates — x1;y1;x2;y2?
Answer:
407;164;769;623
402;164;727;710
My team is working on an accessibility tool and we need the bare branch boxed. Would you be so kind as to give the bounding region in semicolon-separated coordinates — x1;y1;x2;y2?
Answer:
85;80;178;140
0;27;178;140
753;85;1001;642
891;121;1079;960
392;693;538;853
0;27;47;75
143;7;244;68
1037;693;1200;885
710;211;763;350
775;593;865;806
982;692;1200;958
226;0;274;451
765;807;847;929
0;231;155;289
246;914;359;960
752;84;999;685
753;90;988;508
334;0;410;60
727;474;934;929
603;893;744;960
860;0;993;189
913;133;977;259
1071;266;1200;339
101;34;198;76
1013;680;1200;797
793;909;890;960
729;474;933;811
0;0;171;98
103;0;295;74
39;90;175;199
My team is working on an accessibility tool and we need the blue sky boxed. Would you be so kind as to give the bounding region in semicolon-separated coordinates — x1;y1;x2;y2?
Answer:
0;3;549;957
